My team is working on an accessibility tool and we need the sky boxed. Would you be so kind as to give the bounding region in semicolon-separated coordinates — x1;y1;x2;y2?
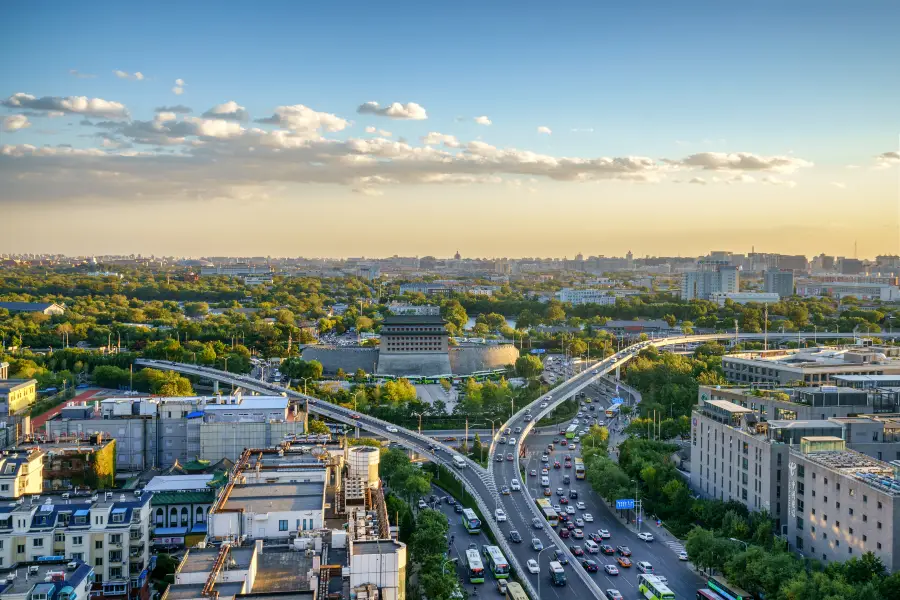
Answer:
1;0;898;259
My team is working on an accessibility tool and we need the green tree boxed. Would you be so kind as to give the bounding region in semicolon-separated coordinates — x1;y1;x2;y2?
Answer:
441;300;468;330
92;365;130;389
307;419;331;435
515;355;543;378
545;301;566;323
184;302;209;317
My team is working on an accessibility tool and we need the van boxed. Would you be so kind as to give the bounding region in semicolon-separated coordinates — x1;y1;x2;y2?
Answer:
637;561;654;573
541;476;550;488
584;540;599;554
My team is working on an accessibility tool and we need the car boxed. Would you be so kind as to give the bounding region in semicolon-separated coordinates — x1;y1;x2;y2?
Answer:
678;551;689;561
600;544;615;555
530;469;537;476
575;518;585;527
547;443;554;451
454;504;463;513
561;439;568;446
509;437;517;445
616;557;632;568
501;486;511;495
552;549;569;565
581;558;598;572
570;545;584;557
496;509;507;522
547;395;553;400
553;461;561;469
445;496;454;504
564;461;572;468
559;528;570;538
562;475;571;484
566;506;575;515
509;530;522;543
511;479;521;491
495;454;504;462
468;543;478;551
636;561;653;573
576;501;586;510
616;546;631;556
569;490;578;499
583;513;594;523
532;517;543;529
569;444;577;450
598;529;610;539
543;488;552;496
604;590;624;600
542;468;550;476
637;532;655;542
556;487;564;495
418;499;427;509
443;435;457;442
566;521;575;530
496;580;508;595
656;575;668;584
589;532;601;542
542;455;549;463
563;454;571;461
553;438;560;444
553;504;562;513
527;559;540;574
514;426;522;434
531;537;544;551
505;427;512;435
506;453;514;461
559;497;569;505
386;425;398;433
524;414;532;422
558;513;568;522
540;402;548;408
604;564;619;575
350;414;361;419
499;436;507;444
573;529;584;539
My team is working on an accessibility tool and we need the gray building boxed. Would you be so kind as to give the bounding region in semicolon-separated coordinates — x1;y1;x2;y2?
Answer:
680;260;739;301
765;269;795;298
722;346;900;386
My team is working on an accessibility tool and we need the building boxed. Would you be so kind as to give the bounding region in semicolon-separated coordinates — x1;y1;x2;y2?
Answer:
14;438;117;491
0;449;45;499
144;475;222;549
557;288;616;306
765;269;795;298
680;261;739;301
199;264;271;277
601;320;674;336
243;276;274;287
0;559;95;600
795;281;900;301
376;315;451;376
722;346;900;386
0;493;152;597
386;303;440;316
0;378;38;415
349;539;407;600
709;292;780;306
0;302;66;315
787;438;900;571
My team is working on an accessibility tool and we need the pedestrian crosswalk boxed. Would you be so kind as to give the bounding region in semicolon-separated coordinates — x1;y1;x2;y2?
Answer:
666;540;686;553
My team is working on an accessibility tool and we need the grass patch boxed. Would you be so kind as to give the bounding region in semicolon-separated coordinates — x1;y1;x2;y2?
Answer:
537;398;578;426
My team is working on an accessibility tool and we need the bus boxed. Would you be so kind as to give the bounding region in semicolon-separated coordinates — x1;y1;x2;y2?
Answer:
483;545;510;579
505;582;528;600
536;498;560;527
639;574;675;600
696;590;726;600
707;575;753;600
574;457;585;480
465;549;485;583
605;404;621;419
565;424;578;439
461;508;482;534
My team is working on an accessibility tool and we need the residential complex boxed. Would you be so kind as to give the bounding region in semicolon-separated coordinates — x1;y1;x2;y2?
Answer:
709;292;779;306
795;281;900;301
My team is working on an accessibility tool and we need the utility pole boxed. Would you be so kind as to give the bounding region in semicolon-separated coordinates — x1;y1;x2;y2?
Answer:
764;303;769;351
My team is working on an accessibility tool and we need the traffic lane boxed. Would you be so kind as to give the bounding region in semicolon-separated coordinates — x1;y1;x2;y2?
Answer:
430;491;503;593
494;454;624;596
532;433;704;598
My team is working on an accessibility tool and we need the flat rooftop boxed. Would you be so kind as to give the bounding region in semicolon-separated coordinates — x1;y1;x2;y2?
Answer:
0;563;82;595
144;474;216;492
705;399;753;413
223;482;324;513
253;550;313;593
351;539;403;556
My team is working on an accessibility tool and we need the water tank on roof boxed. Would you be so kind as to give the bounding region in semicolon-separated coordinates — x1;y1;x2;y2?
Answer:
348;446;380;488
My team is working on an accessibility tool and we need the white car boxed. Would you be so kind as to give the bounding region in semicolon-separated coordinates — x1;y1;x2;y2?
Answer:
418;499;427;509
637;532;655;542
599;529;610;539
386;425;398;433
527;559;540;574
576;501;586;510
496;509;507;522
542;455;550;463
678;551;689;561
511;479;521;491
583;513;594;522
540;402;548;408
566;506;575;515
508;437;517;445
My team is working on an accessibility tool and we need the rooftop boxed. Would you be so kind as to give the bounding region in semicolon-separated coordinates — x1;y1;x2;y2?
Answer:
0;562;92;596
381;314;446;325
0;301;62;312
144;474;217;492
222;482;325;513
252;550;313;593
797;447;900;496
705;399;753;414
351;539;404;555
726;346;900;368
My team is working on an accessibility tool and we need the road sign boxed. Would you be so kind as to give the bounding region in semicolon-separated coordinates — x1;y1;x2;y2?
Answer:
530;349;546;354
616;499;635;510
611;397;624;405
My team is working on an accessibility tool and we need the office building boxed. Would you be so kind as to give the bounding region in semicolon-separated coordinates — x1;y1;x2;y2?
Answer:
709;292;780;306
722;346;900;386
765;269;795;298
557;288;616;306
795;281;900;301
680;260;739;300
787;438;900;571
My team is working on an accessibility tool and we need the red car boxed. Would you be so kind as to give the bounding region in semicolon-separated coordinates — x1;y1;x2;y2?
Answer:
554;461;561;469
564;461;572;468
559;497;569;505
570;545;585;557
589;532;602;543
559;528;570;538
558;513;568;522
350;414;361;419
561;439;568;446
600;544;615;555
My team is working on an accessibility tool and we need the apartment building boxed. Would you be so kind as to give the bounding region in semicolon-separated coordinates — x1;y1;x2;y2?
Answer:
787;438;900;571
0;378;37;416
0;493;151;596
709;292;779;306
556;288;616;306
0;560;95;600
722;346;900;386
680;260;739;301
0;449;45;499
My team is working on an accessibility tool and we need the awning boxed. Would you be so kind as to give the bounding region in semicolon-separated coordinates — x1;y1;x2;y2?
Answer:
74;509;90;517
152;526;188;535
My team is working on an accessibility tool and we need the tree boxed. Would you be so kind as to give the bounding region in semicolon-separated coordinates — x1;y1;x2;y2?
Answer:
184;302;209;317
545;301;566;323
663;314;677;327
515;355;543;378
308;419;331;435
682;320;694;334
441;301;468;330
276;309;295;326
92;365;130;389
568;338;588;357
472;433;484;461
356;316;374;332
380;449;412;485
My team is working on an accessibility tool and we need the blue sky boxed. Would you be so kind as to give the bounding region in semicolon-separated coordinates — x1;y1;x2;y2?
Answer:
1;1;897;257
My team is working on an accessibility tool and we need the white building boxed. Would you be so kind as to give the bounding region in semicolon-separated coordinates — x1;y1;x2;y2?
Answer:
387;303;441;316
0;449;44;499
709;292;780;306
557;288;616;306
795;281;900;301
349;539;407;600
208;482;326;541
681;261;740;300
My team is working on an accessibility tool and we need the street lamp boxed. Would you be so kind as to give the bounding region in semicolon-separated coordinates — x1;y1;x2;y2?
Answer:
299;377;314;396
536;544;557;600
729;537;749;550
412;411;424;434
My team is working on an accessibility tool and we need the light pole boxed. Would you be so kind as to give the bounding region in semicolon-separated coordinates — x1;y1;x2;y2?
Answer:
729;537;749;550
412;411;424;434
299;377;313;396
536;544;556;600
632;479;641;533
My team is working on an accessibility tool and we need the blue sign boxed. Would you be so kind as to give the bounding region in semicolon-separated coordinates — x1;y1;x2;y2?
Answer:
530;349;546;354
611;397;624;405
615;499;635;510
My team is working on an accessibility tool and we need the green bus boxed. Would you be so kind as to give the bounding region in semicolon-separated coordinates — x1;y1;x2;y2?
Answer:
639;574;675;600
565;425;578;439
466;549;485;583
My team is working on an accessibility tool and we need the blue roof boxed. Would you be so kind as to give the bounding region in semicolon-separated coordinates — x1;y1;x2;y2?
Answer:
112;507;127;514
189;523;207;533
186;411;204;418
74;509;90;517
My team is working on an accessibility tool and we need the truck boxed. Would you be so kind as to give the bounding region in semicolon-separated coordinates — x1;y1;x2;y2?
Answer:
548;560;567;586
453;455;467;469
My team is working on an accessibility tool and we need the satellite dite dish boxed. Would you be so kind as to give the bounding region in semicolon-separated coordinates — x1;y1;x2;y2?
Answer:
311;447;327;457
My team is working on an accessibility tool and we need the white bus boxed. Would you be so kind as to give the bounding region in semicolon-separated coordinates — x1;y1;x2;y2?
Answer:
638;574;675;600
453;455;466;468
466;549;485;583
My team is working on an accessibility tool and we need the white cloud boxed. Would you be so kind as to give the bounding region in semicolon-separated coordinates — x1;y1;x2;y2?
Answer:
537;126;552;135
175;79;185;86
172;79;185;95
364;126;392;137
2;93;129;119
571;128;594;133
730;174;756;183
474;116;492;126
678;152;812;174
421;132;460;148
3;115;31;132
761;176;798;188
875;151;900;169
357;101;427;120
203;101;249;122
688;177;707;185
256;105;349;135
830;181;847;189
69;69;96;79
182;117;244;139
113;70;144;81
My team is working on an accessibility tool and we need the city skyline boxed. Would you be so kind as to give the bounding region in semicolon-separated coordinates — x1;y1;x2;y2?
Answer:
1;1;898;257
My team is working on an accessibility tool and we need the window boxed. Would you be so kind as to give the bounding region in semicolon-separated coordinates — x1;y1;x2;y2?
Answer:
55;533;65;543
95;540;103;549
95;557;103;566
878;542;883;550
864;495;868;503
109;550;122;563
18;544;25;553
878;501;883;509
849;528;853;535
849;508;854;515
110;534;122;544
109;567;122;580
864;515;868;522
878;521;882;529
279;520;288;531
33;538;44;547
72;536;83;545
796;517;803;530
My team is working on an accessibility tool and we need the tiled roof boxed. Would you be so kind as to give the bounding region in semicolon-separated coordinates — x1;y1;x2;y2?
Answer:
151;491;216;505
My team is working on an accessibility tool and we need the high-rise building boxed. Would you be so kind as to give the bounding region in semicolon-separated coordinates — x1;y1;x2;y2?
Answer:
680;260;739;300
765;269;795;298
